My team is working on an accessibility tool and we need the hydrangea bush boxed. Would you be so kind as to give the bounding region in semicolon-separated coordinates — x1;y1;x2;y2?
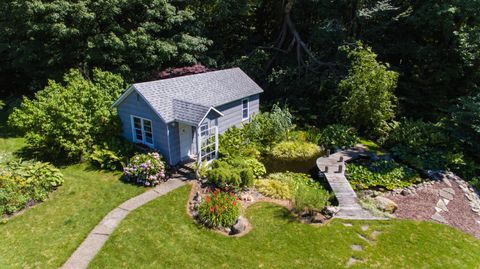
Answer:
197;189;240;228
123;152;166;186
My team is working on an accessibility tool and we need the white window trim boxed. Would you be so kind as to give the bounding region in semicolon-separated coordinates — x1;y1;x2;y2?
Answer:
130;115;154;148
241;98;249;121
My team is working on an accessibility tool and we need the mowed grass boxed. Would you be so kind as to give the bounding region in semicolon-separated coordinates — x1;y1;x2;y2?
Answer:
0;138;144;268
90;185;480;269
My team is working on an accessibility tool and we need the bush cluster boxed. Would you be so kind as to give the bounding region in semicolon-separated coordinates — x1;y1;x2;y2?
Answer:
318;124;359;150
256;172;330;213
207;159;255;190
88;137;136;171
218;127;260;159
383;120;459;171
346;160;420;190
197;189;240;228
8;69;126;162
292;183;331;214
123;152;166;186
244;104;293;149
270;141;321;161
255;179;291;199
0;161;64;216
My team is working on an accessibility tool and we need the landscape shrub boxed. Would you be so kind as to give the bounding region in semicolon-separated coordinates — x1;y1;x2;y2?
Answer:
243;104;293;148
383;120;453;171
0;161;64;216
8;69;126;162
260;172;330;211
270;141;321;161
207;156;265;189
218;127;260;159
197;189;240;228
207;159;255;190
255;179;291;199
88;138;136;171
268;172;314;191
89;146;123;171
123;152;166;186
292;183;330;214
243;158;266;179
346;160;420;190
319;124;359;150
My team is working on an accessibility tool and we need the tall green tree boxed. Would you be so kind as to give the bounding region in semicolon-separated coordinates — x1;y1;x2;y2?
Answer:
339;42;398;137
0;0;211;96
447;93;480;160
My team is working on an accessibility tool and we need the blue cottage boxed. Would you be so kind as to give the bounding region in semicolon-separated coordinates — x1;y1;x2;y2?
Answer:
112;68;263;166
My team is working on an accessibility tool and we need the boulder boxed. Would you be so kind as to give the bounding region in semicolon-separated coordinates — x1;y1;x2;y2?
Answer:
193;191;202;203
230;216;248;235
324;206;340;216
240;193;254;202
311;212;328;223
374;196;398;213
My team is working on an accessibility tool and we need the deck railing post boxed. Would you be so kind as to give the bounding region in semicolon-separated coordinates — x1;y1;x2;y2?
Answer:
336;165;343;173
214;126;219;160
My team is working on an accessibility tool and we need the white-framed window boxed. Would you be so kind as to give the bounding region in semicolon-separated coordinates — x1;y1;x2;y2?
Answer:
242;98;249;121
131;115;154;147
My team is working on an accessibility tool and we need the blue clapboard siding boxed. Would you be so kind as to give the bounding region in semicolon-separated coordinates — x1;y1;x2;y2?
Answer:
116;91;173;164
168;123;181;165
215;94;260;134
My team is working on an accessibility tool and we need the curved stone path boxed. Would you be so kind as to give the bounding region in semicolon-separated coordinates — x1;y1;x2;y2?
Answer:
317;146;386;220
62;178;186;269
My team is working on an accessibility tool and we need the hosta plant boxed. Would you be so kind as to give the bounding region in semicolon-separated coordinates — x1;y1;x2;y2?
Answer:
0;161;64;216
123;152;166;186
197;189;240;228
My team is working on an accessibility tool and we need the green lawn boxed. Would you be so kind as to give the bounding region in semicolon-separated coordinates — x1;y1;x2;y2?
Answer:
90;185;480;269
0;138;145;268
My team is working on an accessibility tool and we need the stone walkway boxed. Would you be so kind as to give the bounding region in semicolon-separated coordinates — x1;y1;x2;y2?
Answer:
317;147;385;220
62;178;186;269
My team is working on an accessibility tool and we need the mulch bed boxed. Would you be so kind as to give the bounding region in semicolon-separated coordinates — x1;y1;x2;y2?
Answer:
385;180;480;238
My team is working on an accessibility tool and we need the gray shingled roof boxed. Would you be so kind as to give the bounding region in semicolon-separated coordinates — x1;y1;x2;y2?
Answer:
127;68;263;124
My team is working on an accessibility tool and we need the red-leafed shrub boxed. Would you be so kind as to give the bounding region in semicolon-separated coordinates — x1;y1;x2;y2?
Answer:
197;189;240;228
155;63;214;79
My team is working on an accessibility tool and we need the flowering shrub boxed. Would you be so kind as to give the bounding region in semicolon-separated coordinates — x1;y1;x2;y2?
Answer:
197;189;240;228
123;152;166;186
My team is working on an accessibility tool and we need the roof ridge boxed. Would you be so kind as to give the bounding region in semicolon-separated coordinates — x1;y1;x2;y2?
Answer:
133;67;241;87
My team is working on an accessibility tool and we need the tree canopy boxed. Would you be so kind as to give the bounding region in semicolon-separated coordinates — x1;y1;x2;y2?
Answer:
0;0;211;95
339;42;398;137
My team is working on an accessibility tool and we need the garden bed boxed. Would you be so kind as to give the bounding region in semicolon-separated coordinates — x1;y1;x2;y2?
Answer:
186;176;333;237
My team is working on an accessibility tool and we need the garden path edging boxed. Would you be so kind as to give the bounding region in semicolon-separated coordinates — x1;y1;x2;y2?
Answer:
61;178;186;269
